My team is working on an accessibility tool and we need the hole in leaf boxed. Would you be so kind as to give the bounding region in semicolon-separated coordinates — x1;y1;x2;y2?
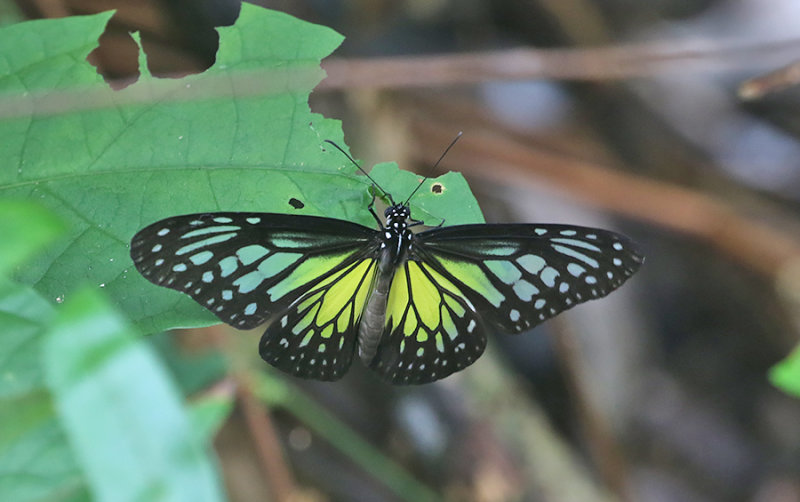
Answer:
85;2;240;85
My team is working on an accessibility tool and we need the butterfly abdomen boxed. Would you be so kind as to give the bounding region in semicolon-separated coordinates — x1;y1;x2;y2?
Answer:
358;247;396;363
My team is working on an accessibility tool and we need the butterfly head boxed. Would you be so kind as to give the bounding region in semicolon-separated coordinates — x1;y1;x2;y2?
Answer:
384;204;410;222
384;204;412;235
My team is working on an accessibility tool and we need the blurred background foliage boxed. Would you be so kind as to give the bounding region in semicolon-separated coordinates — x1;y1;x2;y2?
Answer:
2;0;800;501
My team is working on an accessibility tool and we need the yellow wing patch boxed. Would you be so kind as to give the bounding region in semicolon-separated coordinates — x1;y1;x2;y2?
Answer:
373;260;487;384
259;257;377;381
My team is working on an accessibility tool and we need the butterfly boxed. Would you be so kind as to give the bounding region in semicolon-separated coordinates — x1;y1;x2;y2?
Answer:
130;140;644;384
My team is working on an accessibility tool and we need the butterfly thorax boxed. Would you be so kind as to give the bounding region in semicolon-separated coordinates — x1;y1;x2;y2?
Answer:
380;204;414;265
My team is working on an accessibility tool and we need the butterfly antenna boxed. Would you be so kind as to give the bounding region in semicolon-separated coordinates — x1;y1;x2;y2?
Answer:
403;131;463;205
324;140;394;205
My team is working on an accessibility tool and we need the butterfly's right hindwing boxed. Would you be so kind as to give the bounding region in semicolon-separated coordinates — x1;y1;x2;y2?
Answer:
370;259;487;384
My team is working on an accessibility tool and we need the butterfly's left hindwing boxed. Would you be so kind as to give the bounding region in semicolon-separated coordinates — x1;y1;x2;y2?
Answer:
259;248;378;380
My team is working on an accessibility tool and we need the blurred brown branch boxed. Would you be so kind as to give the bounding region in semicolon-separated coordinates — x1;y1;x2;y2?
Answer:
321;38;800;90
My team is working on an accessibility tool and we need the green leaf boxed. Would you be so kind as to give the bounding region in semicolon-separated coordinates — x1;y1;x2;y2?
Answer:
0;6;352;334
0;278;87;502
369;162;484;226
770;345;800;398
0;4;481;337
0;199;66;276
43;287;224;502
148;332;227;395
188;392;235;443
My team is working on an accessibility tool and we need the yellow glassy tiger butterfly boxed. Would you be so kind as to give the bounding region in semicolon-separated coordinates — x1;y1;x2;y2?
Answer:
130;138;643;384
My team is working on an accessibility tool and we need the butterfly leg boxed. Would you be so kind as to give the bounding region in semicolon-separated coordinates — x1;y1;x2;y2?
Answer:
368;193;384;228
406;213;446;229
408;217;445;228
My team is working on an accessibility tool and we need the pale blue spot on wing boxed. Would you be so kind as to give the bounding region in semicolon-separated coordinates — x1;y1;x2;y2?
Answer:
213;217;233;224
553;244;600;268
234;271;265;294
172;263;187;272
271;235;308;249
480;245;517;256
567;263;586;277
202;271;214;283
246;217;261;224
236;244;270;265
176;232;237;255
435;333;444;352
513;280;538;301
222;290;233;301
486;260;522;285
257;252;303;277
190;250;213;265
551;237;601;252
244;302;257;315
540;267;559;287
181;225;240;239
534;299;546;309
518;254;546;274
444;319;458;340
219;256;238;277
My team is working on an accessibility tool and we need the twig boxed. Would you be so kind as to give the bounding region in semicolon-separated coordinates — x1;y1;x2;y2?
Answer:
551;317;632;501
237;377;297;502
205;325;297;502
739;60;800;100
320;38;800;90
